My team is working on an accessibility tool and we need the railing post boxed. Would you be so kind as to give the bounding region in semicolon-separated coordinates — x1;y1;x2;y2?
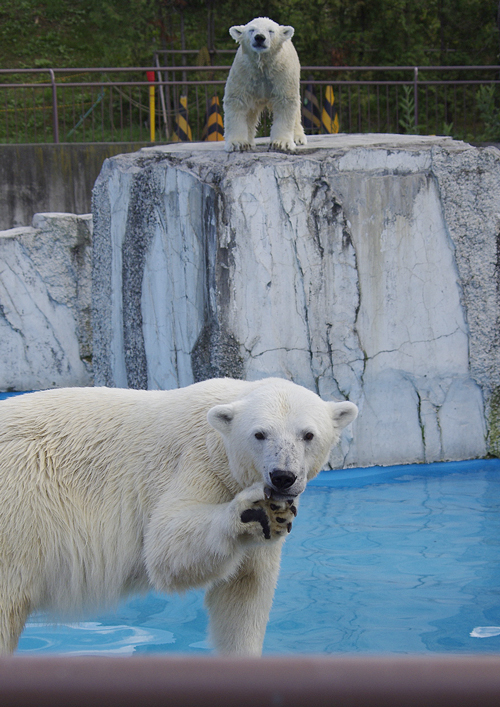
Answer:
49;69;59;143
146;70;156;142
413;66;419;130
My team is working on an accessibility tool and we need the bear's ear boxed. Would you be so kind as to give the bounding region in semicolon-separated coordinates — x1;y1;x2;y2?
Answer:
207;402;239;433
229;25;245;42
328;401;358;430
280;25;295;40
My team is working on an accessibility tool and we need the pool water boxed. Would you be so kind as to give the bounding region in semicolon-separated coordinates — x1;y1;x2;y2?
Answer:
14;458;500;655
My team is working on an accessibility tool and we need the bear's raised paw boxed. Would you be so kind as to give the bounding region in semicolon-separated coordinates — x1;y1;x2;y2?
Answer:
240;498;297;541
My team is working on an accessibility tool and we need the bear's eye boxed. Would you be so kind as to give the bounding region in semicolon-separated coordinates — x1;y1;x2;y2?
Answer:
303;432;314;441
254;431;266;440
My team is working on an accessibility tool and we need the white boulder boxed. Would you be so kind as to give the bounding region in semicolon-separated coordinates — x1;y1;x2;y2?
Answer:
0;212;92;391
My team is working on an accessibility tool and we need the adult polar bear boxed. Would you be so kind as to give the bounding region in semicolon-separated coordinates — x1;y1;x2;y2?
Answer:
224;17;307;152
0;377;357;655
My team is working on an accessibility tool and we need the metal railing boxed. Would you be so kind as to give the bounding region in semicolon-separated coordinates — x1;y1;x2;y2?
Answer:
1;65;499;144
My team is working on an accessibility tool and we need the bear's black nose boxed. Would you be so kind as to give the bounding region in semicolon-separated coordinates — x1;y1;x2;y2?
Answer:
270;470;297;490
254;34;266;44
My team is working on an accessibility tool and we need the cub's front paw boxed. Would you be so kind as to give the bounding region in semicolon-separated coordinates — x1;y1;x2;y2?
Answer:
269;138;297;153
240;498;298;541
225;139;253;153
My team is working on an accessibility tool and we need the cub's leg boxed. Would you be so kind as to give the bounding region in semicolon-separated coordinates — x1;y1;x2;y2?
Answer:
224;100;255;152
246;107;261;144
205;542;283;656
293;104;307;145
269;97;300;152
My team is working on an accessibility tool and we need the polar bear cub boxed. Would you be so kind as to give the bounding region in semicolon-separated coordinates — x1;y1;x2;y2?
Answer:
223;17;307;152
0;377;357;656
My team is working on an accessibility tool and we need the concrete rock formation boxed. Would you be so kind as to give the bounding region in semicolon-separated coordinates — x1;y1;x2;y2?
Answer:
0;212;93;391
92;134;500;467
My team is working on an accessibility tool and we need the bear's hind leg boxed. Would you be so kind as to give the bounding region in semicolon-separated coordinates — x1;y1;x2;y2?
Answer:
246;107;261;144
293;104;307;146
0;598;30;655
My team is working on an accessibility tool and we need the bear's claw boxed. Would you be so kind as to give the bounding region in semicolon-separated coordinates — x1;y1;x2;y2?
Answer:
269;139;297;153
225;140;254;153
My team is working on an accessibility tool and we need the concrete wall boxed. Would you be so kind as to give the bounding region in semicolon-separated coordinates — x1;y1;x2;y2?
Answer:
0;143;151;230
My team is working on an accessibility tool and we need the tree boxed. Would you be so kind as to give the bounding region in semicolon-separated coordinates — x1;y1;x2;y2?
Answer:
0;0;498;69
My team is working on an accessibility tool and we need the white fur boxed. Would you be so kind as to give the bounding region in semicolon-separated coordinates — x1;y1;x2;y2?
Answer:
0;377;357;655
223;17;307;152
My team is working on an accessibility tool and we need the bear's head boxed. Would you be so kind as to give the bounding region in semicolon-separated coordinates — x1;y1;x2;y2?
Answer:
229;17;294;56
207;378;358;501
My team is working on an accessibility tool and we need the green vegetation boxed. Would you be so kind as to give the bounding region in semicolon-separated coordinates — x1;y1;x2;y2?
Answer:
0;0;498;70
398;85;418;135
477;84;500;140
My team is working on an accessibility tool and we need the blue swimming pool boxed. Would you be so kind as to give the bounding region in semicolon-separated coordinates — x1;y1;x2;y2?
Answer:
14;457;500;656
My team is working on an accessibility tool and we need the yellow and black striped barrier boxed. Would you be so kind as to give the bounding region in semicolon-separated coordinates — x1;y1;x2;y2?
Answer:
172;95;192;142
302;82;321;131
202;95;224;141
321;85;339;134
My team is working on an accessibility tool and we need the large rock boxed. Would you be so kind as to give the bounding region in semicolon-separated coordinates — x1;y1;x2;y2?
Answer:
92;135;500;467
0;212;93;391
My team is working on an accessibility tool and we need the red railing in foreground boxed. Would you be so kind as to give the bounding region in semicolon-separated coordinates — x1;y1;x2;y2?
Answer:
1;655;500;707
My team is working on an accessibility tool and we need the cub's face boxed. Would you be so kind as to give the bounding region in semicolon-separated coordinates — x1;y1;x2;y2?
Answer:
229;17;294;55
207;382;358;501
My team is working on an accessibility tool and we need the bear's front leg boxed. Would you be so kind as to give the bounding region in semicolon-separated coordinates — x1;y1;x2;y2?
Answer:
144;483;295;595
223;100;255;152
205;542;283;655
269;97;302;152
